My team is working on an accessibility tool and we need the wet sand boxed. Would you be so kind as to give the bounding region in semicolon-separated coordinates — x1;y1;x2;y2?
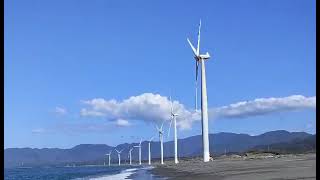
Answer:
150;153;316;180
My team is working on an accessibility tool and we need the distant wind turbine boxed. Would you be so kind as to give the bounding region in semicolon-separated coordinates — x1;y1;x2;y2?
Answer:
128;148;133;165
115;149;124;166
156;120;165;164
134;138;143;165
187;19;211;162
105;150;112;166
167;95;179;164
148;136;155;165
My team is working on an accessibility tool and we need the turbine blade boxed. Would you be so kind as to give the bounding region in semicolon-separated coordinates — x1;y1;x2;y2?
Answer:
167;119;173;137
195;60;199;111
197;19;201;56
149;136;154;141
160;119;165;130
170;95;173;114
196;60;199;82
187;38;197;56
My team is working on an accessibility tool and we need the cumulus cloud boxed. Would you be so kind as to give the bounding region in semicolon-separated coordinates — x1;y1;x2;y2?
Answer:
210;95;316;119
55;107;67;115
80;93;199;129
80;108;105;117
115;119;131;127
80;93;315;130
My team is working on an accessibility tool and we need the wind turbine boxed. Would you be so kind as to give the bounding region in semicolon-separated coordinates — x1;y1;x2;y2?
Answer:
148;136;155;165
187;19;211;162
167;96;179;164
128;148;133;165
134;138;142;165
115;149;124;166
156;120;165;164
105;150;112;166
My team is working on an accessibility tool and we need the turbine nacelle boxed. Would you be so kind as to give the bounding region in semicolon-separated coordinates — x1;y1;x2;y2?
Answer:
155;120;165;135
171;112;179;117
134;138;142;148
115;149;123;154
158;130;163;135
199;52;210;60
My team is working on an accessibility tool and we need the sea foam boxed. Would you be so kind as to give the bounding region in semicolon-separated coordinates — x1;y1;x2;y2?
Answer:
88;168;138;180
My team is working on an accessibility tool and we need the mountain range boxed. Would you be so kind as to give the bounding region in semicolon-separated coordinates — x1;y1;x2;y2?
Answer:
4;130;315;168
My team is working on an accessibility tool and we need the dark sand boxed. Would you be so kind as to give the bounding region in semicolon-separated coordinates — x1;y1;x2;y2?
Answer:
150;153;316;180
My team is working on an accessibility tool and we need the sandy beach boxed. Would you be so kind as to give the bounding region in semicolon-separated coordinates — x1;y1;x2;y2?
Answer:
150;153;316;180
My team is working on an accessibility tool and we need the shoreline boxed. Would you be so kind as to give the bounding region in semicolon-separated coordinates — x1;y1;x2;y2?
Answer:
126;166;167;180
150;153;316;180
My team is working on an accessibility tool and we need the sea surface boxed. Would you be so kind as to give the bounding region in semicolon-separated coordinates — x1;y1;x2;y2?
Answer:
4;165;165;180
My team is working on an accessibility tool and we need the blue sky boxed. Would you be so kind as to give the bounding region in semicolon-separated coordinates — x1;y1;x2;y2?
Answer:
4;0;316;149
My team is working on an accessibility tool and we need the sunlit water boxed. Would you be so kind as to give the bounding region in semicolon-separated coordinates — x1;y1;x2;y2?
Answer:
4;165;165;180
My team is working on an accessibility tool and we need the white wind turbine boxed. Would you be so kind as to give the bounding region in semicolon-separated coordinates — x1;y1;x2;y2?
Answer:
105;150;112;166
134;138;143;165
148;136;155;165
187;19;211;162
115;149;124;166
156;120;165;164
128;148;133;165
167;96;179;164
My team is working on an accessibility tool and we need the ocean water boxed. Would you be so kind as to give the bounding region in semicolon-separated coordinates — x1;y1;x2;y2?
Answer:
4;166;165;180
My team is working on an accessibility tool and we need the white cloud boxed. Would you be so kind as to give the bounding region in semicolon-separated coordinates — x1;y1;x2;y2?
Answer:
80;93;315;130
211;95;316;119
55;107;67;115
80;108;105;117
115;119;131;127
80;93;199;129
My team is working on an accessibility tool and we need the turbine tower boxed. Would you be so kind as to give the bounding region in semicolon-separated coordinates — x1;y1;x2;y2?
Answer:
187;19;211;162
105;150;112;166
167;96;179;164
128;148;133;165
115;149;124;166
156;121;165;164
134;138;142;165
148;136;155;165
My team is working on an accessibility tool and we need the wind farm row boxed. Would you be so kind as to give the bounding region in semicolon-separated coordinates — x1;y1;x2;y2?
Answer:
104;96;178;166
103;19;212;167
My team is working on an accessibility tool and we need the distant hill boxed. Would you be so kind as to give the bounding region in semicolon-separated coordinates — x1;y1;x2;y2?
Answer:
4;144;114;168
250;134;316;154
4;130;314;168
